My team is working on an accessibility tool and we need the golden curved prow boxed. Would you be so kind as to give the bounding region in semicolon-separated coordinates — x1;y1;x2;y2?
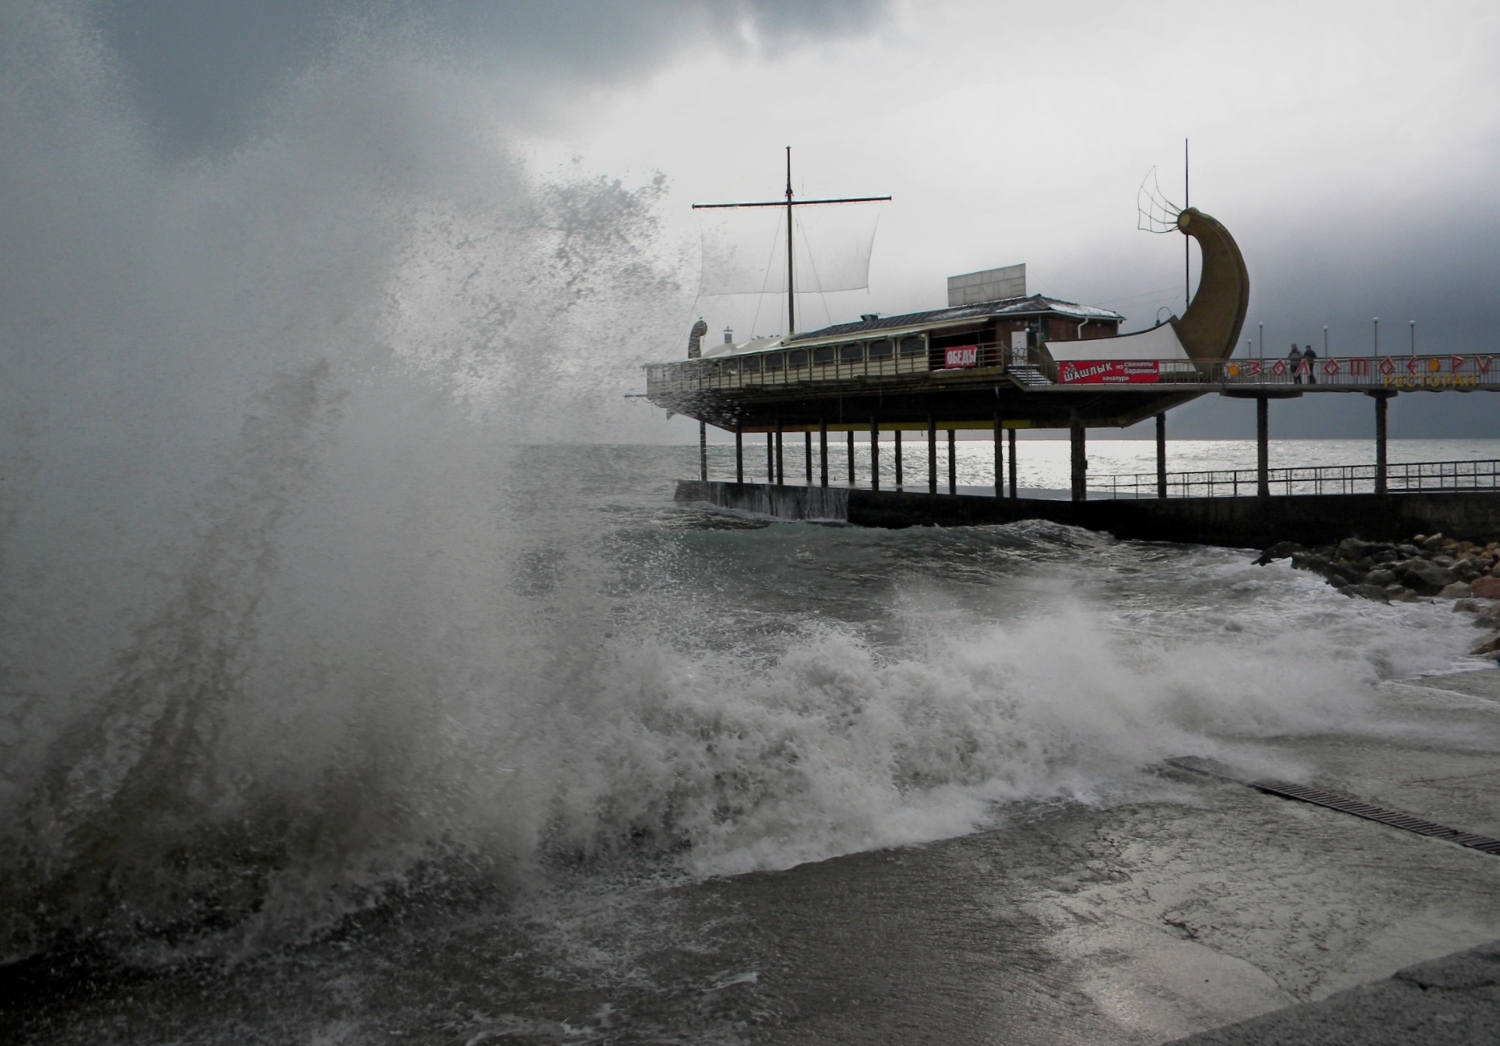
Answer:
1171;207;1249;361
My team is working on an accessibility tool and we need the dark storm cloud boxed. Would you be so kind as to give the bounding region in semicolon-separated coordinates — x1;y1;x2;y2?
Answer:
96;0;889;153
1232;196;1500;439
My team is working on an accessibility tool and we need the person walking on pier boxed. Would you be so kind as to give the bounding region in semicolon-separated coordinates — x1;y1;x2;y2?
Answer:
1302;344;1317;384
1288;344;1304;384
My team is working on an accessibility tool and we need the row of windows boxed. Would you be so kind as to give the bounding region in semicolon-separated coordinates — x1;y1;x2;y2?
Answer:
685;335;928;377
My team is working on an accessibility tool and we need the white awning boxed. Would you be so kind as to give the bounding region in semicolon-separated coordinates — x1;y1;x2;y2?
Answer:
1046;322;1189;362
701;335;786;358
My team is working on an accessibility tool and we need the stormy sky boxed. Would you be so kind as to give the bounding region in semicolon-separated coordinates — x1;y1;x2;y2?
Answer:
32;1;1500;438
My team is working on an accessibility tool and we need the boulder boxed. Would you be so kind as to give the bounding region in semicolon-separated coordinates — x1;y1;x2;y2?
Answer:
1397;558;1455;595
1453;558;1483;582
1291;551;1332;576
1345;584;1390;603
1254;540;1303;566
1363;569;1397;588
1438;582;1473;599
1472;576;1500;599
1329;561;1364;584
1334;538;1376;572
1385;585;1417;602
1470;632;1500;656
1422;533;1447;551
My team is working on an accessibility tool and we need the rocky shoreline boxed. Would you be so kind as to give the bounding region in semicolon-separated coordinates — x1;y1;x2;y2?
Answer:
1257;532;1500;661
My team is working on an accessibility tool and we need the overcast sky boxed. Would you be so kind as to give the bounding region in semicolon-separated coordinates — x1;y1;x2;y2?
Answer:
54;1;1500;437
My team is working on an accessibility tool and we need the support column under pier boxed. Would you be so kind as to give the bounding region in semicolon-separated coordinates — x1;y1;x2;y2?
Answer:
766;431;774;484
928;418;937;495
847;431;855;486
1372;391;1393;495
894;430;903;487
775;421;784;487
1008;429;1017;499
699;421;707;482
947;429;957;495
819;420;828;488
735;428;743;484
1256;395;1269;498
1156;412;1167;500
805;431;813;485
870;417;880;492
1070;418;1087;503
994;409;1003;498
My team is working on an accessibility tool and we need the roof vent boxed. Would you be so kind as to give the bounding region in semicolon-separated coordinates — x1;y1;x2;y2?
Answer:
860;313;880;322
722;326;734;344
948;263;1026;307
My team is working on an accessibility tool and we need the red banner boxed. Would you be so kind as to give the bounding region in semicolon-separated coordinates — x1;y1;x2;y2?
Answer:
944;345;979;369
1057;360;1161;384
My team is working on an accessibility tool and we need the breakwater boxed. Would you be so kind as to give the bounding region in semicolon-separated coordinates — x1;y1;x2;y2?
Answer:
675;480;1500;549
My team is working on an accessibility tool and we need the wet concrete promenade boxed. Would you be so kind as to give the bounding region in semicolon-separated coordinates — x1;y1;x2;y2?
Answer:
1170;937;1500;1044
730;667;1500;1044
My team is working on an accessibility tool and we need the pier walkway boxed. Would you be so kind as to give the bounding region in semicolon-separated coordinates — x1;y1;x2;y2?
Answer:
677;479;1500;549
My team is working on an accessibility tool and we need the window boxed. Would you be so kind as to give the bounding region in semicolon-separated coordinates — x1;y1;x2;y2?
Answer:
840;343;865;362
900;335;926;357
764;353;783;371
741;355;760;373
722;359;739;374
867;339;893;359
812;346;835;365
788;349;808;367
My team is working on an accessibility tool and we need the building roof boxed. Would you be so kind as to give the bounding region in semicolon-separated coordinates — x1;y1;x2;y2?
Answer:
786;294;1125;345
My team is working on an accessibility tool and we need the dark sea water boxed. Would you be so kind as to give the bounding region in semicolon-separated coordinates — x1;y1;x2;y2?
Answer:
3;440;1491;1044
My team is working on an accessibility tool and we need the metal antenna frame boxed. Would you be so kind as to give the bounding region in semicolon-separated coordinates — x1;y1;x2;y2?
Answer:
1136;166;1182;234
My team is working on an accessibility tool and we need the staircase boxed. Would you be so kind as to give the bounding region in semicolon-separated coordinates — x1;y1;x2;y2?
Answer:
1006;366;1051;388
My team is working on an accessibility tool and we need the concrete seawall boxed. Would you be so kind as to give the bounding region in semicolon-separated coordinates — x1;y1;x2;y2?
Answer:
676;481;1500;548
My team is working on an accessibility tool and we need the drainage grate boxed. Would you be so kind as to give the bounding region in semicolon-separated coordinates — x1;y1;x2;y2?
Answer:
1250;779;1500;857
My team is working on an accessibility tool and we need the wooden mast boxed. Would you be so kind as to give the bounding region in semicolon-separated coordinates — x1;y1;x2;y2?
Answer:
785;146;795;335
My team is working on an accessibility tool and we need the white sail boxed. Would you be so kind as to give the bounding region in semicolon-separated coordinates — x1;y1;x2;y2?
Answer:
696;200;883;297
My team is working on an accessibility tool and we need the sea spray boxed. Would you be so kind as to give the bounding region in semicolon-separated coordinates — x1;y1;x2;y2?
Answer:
0;1;682;964
0;0;1487;977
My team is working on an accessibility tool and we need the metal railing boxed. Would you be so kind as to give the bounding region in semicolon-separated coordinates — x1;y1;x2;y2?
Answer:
646;349;934;394
1193;354;1499;390
647;351;1500;397
1089;459;1500;499
1057;355;1500;389
645;341;1040;395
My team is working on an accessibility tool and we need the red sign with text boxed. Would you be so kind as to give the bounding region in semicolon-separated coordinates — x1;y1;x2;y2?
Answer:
1058;360;1161;384
944;345;979;369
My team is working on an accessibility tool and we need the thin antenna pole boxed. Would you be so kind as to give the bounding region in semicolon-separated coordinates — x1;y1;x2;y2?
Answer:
1183;137;1190;307
785;146;795;336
